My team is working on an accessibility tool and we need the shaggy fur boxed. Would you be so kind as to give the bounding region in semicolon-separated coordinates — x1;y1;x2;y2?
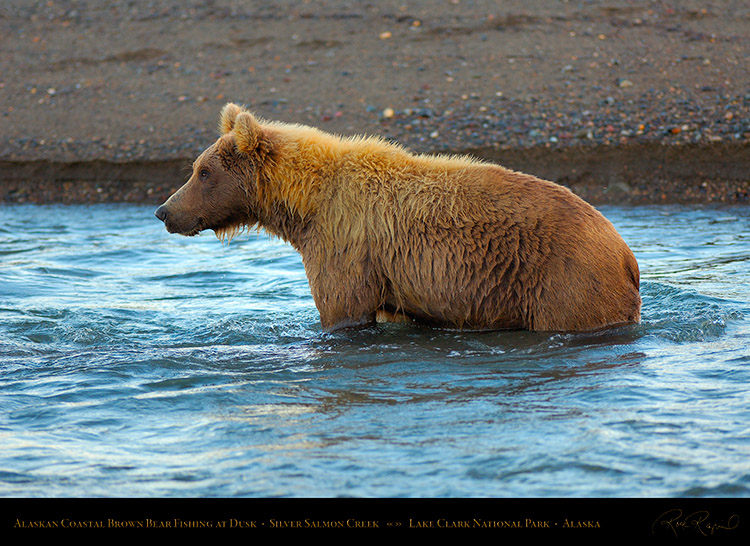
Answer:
155;103;641;332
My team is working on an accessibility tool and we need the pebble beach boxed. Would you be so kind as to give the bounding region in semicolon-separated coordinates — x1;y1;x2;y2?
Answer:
1;0;748;204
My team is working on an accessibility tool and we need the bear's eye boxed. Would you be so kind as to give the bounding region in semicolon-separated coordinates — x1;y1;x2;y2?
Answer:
199;169;209;180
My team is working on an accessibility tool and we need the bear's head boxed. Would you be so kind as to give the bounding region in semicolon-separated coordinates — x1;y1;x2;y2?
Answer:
155;103;266;242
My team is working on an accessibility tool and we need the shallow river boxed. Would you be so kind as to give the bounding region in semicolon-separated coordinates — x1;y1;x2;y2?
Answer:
1;203;749;497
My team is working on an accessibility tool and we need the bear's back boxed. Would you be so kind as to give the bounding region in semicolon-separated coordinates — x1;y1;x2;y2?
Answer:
341;158;640;331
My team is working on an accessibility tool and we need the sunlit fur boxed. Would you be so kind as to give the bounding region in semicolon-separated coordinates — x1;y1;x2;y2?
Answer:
158;103;641;332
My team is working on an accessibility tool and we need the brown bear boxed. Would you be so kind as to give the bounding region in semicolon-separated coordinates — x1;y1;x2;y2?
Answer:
155;103;641;332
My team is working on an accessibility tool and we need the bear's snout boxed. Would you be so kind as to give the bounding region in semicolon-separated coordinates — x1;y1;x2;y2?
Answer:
154;205;168;223
154;200;203;236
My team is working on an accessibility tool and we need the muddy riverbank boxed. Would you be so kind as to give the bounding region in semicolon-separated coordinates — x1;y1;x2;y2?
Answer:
2;141;749;205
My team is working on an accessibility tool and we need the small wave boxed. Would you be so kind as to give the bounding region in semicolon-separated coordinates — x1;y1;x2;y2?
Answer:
640;281;744;343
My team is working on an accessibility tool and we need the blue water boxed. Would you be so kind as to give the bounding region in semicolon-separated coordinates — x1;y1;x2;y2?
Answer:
1;203;749;497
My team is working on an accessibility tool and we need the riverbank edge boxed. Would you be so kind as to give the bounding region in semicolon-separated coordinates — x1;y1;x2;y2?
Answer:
1;141;748;206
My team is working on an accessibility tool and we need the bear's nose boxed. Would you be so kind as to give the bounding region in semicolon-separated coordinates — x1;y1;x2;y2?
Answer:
154;205;168;222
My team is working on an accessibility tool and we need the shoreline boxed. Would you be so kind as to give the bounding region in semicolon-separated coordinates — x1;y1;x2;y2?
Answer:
2;141;748;206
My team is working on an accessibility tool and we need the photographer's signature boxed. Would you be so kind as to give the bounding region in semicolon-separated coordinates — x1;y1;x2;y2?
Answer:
652;509;739;537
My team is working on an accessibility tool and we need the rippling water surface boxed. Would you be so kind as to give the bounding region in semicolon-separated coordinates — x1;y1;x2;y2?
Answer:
1;203;749;497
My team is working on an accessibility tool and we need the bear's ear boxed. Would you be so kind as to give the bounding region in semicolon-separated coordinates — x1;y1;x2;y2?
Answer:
219;103;244;134
233;112;262;154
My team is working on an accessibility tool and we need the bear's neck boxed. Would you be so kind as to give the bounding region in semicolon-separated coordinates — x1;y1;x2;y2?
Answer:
253;127;346;248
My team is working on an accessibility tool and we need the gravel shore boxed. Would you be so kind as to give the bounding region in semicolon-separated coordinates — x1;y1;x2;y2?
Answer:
1;0;748;204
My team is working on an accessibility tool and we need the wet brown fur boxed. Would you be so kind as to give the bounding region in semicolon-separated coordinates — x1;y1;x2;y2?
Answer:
156;103;641;332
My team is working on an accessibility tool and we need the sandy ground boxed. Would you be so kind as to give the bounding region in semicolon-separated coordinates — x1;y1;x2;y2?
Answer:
0;0;748;204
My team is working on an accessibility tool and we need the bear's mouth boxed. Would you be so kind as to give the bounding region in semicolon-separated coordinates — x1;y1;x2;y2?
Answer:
183;226;202;237
169;218;204;237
